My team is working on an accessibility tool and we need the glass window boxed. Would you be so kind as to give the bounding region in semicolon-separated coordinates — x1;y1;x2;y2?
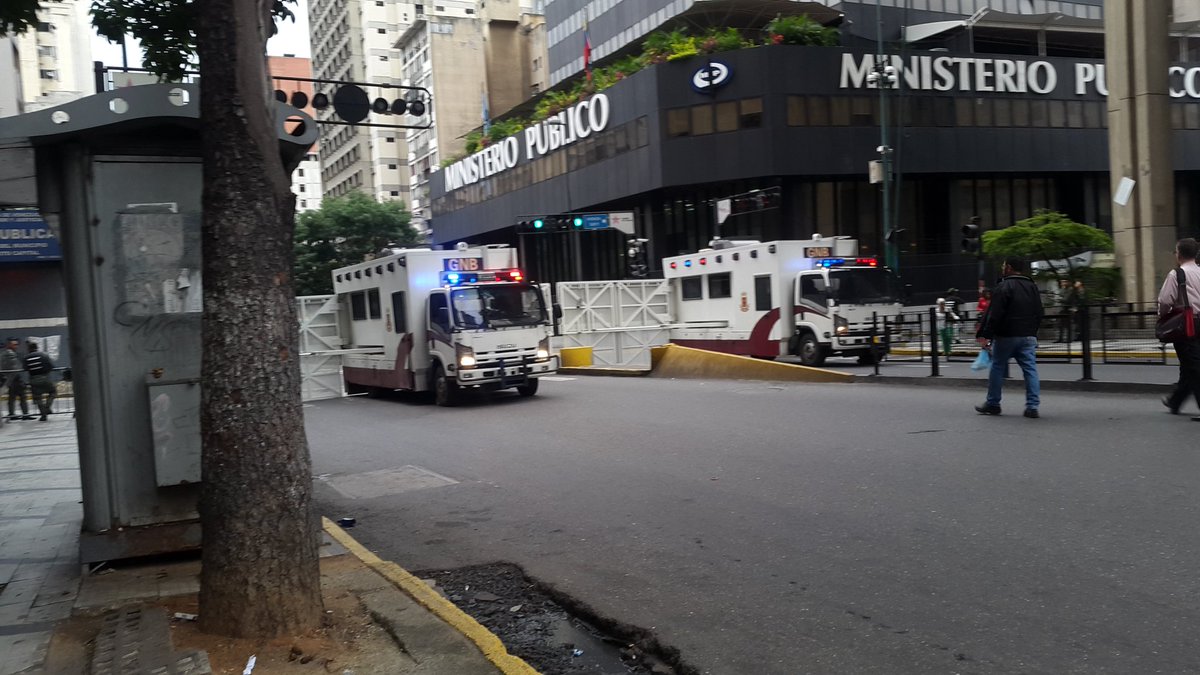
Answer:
1084;101;1105;128
708;273;732;298
934;97;955;127
955;98;974;126
807;96;830;126
1030;99;1049;127
667;108;689;137
830;97;851;126
681;276;703;300
391;291;407;333
1048;100;1066;127
350;291;367;321
1186;104;1200;130
993;98;1012;127
799;274;828;307
1011;99;1030;127
715;101;738;132
851;96;875;126
368;288;381;319
787;96;807;126
754;275;772;311
739;98;763;127
1066;100;1084;128
691;105;714;135
428;293;450;332
973;98;993;126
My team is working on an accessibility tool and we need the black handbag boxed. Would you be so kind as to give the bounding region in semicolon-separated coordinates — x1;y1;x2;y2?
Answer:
1156;268;1196;342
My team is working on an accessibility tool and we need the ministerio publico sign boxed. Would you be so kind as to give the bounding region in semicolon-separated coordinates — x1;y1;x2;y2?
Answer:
839;53;1200;98
443;93;611;193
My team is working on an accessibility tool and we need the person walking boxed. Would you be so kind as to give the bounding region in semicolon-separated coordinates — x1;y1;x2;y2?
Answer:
1;337;32;420
935;298;959;357
1158;238;1200;416
975;258;1044;418
1053;278;1072;343
944;288;964;342
22;341;55;422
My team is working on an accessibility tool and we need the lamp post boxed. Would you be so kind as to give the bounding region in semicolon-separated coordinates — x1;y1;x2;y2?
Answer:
870;2;900;273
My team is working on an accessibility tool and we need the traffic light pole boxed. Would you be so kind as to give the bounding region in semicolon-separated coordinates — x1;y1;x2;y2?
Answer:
873;2;899;273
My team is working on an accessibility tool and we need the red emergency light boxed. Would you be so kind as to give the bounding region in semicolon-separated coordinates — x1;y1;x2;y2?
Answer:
856;258;878;267
670;262;677;269
509;269;524;281
699;257;707;266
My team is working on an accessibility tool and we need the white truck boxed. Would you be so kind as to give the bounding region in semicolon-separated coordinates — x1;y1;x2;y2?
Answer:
332;244;559;406
662;237;903;366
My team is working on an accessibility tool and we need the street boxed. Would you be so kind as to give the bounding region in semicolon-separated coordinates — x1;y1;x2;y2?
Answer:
306;376;1200;674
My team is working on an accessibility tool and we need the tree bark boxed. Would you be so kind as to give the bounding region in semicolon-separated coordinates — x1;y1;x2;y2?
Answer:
196;0;323;638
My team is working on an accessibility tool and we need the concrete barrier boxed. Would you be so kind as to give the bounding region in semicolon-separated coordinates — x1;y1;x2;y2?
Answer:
648;344;853;383
559;346;593;368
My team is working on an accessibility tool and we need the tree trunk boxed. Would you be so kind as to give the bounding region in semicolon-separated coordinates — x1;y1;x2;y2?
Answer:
196;0;323;638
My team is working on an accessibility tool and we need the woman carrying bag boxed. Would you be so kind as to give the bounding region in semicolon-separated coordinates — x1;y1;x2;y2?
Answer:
1157;238;1200;417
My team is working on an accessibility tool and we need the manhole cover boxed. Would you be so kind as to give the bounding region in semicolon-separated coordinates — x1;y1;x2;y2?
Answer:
320;465;458;500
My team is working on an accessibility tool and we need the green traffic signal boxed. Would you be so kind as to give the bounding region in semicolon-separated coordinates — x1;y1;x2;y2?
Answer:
533;218;545;229
573;217;584;228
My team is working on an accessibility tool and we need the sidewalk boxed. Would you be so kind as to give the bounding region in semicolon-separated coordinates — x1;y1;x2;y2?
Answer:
0;420;530;675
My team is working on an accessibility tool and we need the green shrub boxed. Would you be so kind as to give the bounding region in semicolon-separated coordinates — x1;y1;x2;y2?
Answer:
764;14;840;46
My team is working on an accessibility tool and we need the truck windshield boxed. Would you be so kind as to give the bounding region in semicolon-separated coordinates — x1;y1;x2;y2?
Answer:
829;268;900;304
449;284;547;328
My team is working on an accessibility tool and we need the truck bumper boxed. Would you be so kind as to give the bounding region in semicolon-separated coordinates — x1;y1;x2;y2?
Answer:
456;356;558;386
834;334;888;352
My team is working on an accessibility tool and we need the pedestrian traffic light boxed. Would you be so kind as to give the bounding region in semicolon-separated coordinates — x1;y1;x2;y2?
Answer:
961;217;981;254
572;216;584;228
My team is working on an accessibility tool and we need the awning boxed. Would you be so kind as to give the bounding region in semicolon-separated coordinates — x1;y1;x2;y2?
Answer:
904;9;1103;44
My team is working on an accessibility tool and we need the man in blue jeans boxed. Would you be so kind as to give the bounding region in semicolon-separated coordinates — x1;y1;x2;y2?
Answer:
975;257;1044;418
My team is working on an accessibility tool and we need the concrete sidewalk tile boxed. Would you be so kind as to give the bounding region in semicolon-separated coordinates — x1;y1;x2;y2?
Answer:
0;579;39;608
0;601;27;625
22;599;72;623
0;629;52;675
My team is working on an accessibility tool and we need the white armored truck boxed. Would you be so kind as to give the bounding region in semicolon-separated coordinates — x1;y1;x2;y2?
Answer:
332;244;558;405
662;237;903;366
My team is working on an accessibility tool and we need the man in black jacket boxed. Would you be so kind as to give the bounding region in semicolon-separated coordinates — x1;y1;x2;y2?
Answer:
975;258;1044;418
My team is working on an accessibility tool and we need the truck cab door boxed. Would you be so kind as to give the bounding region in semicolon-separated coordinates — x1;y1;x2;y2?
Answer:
427;292;453;348
797;273;829;316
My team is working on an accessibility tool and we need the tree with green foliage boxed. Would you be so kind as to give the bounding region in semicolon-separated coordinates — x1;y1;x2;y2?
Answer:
982;209;1119;298
5;0;323;638
294;193;420;295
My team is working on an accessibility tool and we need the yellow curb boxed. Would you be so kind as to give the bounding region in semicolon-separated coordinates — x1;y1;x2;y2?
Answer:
648;344;853;382
322;517;541;675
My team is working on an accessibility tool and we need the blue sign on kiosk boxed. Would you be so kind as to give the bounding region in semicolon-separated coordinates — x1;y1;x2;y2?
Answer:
0;210;62;261
580;213;609;230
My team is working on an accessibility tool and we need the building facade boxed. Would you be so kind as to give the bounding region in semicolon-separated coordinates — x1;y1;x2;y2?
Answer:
308;0;413;205
397;0;547;234
428;0;1200;299
0;38;22;118
269;56;324;213
13;0;92;112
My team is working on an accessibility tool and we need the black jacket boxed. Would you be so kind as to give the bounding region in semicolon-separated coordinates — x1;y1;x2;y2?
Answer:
977;274;1044;339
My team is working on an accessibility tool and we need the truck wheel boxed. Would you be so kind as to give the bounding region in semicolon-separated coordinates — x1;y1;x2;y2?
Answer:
432;364;458;407
516;378;539;397
797;334;826;367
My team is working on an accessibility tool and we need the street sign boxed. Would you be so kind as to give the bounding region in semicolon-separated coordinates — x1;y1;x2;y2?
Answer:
580;214;609;230
609;211;634;235
0;210;61;262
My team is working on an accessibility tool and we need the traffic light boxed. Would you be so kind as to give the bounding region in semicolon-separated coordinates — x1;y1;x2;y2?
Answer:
572;216;584;229
961;216;981;254
516;217;548;233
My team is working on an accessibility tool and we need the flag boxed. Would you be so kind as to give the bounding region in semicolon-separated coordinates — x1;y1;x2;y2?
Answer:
481;87;491;135
583;20;592;82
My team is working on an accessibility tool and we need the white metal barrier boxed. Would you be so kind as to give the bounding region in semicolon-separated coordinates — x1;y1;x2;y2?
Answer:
556;281;673;368
297;294;345;401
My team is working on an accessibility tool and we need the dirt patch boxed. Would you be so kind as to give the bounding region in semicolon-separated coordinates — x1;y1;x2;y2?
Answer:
165;556;408;674
419;562;696;675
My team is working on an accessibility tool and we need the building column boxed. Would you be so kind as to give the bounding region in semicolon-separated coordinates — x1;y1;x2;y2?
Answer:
1105;0;1175;304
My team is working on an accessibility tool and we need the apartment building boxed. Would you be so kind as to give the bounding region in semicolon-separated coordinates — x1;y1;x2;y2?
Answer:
12;0;92;111
397;0;546;231
308;0;415;205
269;55;324;213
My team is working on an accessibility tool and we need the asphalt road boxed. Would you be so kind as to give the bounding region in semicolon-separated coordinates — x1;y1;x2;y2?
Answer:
306;376;1200;675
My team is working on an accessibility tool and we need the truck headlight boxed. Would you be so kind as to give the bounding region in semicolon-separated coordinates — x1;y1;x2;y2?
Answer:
536;337;550;361
834;315;849;335
456;343;476;368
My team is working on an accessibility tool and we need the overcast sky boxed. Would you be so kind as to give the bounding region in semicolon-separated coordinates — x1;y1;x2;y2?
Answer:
89;0;313;70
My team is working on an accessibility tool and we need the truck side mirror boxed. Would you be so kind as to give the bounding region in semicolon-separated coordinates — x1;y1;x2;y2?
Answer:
553;303;563;320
